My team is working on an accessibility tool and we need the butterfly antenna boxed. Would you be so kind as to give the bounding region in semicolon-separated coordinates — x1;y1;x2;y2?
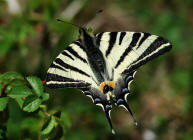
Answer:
56;18;83;29
104;110;116;135
83;9;103;28
123;102;138;126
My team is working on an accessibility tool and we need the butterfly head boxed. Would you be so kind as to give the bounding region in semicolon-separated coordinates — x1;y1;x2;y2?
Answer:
79;27;95;40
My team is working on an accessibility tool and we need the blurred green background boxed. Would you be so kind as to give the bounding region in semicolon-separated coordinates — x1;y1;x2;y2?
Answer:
0;0;193;139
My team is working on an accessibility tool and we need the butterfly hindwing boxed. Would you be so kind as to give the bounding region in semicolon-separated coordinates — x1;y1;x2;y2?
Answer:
82;88;115;133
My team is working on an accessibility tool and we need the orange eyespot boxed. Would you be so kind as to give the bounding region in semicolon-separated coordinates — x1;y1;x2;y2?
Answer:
99;81;115;94
108;81;115;89
99;82;106;94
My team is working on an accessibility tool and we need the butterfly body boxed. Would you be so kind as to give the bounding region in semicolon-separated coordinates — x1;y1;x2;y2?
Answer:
79;28;112;84
46;27;172;134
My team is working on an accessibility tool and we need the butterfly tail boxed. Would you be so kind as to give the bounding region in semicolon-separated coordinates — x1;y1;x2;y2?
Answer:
121;101;137;126
104;109;116;135
82;89;116;134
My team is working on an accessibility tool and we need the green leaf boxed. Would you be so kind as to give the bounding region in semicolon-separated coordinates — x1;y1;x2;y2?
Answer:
2;72;24;84
41;116;56;135
8;85;32;99
23;95;41;112
42;93;49;101
1;72;24;95
5;80;26;94
26;76;43;97
15;97;24;108
6;79;25;87
0;97;9;111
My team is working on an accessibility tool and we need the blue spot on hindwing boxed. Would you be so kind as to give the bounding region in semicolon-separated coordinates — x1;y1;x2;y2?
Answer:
125;75;133;84
84;91;91;95
94;98;101;104
122;88;129;94
117;98;124;105
105;104;112;111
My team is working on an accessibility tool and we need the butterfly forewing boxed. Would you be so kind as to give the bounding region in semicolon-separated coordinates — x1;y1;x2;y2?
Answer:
97;31;172;78
46;41;98;89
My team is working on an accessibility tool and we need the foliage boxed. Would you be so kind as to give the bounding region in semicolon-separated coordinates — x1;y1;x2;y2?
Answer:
0;72;70;139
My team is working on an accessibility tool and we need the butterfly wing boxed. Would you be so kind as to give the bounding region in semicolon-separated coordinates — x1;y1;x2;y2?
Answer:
81;88;115;134
46;41;98;89
97;32;172;77
45;40;115;133
96;31;172;122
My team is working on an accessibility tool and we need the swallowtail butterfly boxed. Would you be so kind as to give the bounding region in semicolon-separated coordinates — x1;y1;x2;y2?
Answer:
46;26;172;134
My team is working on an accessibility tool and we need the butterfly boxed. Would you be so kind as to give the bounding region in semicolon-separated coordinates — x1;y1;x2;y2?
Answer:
45;27;172;134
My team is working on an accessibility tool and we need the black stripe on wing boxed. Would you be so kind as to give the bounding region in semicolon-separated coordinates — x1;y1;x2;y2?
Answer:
119;32;126;45
61;51;74;60
46;73;82;82
115;33;141;68
136;32;151;49
106;32;117;57
46;73;90;88
54;58;90;77
73;41;86;52
47;82;91;89
123;37;172;74
66;47;87;63
50;63;67;72
136;37;170;61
